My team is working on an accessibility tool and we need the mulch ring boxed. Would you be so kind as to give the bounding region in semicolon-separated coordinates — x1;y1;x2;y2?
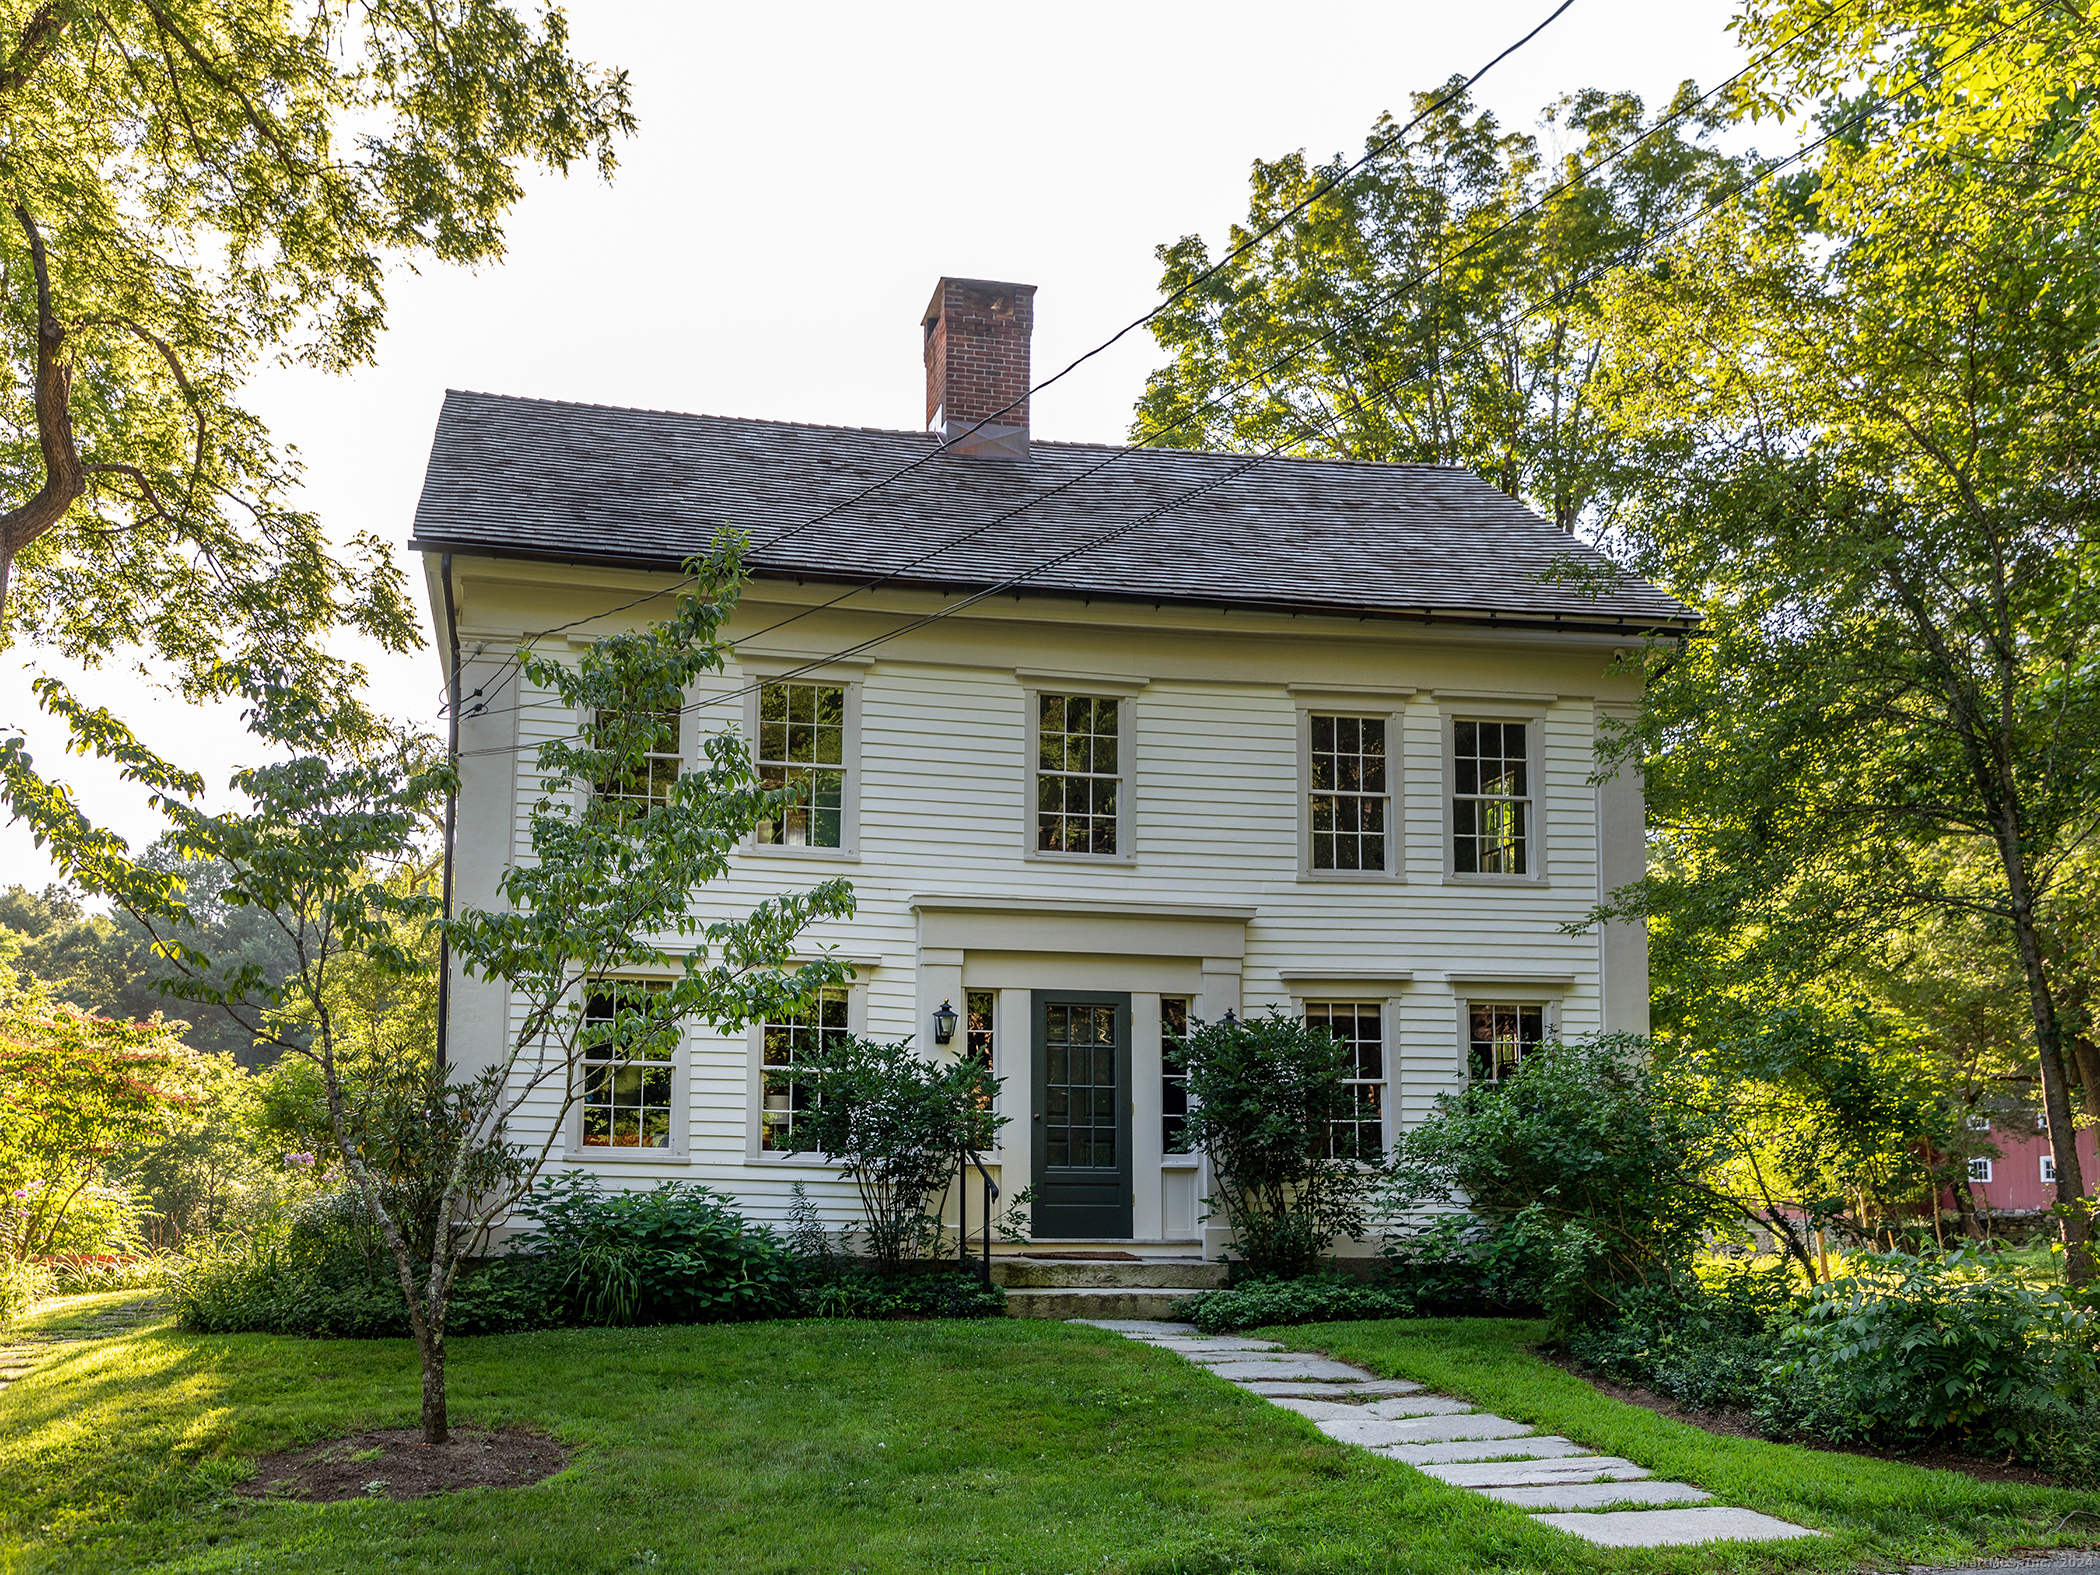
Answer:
240;1428;568;1502
1543;1354;2061;1488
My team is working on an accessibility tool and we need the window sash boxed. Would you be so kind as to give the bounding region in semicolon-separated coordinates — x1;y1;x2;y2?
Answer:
1452;719;1531;875
965;989;996;1115
759;986;851;1151
1161;997;1191;1154
1309;713;1389;872
755;681;848;848
1968;1157;1993;1183
592;709;682;809
579;982;676;1149
1467;1001;1544;1083
1036;693;1121;856
1304;1001;1383;1160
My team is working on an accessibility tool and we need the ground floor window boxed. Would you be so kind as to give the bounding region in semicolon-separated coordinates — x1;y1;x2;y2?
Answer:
2043;1153;2058;1184
965;990;996;1112
760;986;850;1151
1467;1001;1544;1084
1161;997;1190;1154
1304;1002;1382;1160
580;981;675;1149
1968;1157;1993;1184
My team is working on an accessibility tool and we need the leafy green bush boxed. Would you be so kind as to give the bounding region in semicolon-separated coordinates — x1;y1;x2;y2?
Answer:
1184;1273;1413;1333
1178;1011;1380;1279
1380;1211;1554;1318
781;1035;1003;1268
792;1262;1006;1319
1566;1264;1792;1411
46;1251;180;1294
1385;1037;1732;1329
515;1172;793;1325
1756;1250;2099;1453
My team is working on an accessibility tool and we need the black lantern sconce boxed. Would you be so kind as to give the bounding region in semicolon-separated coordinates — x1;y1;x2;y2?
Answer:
931;999;959;1046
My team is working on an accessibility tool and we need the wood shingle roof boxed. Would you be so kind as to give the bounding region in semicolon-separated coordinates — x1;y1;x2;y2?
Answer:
409;389;1693;631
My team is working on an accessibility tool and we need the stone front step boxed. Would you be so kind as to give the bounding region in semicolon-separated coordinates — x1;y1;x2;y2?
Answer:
993;1259;1226;1290
1002;1285;1209;1320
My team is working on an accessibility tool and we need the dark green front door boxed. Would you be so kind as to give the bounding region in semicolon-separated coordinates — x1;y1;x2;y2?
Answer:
1031;991;1133;1239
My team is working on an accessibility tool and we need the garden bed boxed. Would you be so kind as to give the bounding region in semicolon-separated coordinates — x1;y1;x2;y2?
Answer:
1540;1351;2065;1490
240;1428;568;1502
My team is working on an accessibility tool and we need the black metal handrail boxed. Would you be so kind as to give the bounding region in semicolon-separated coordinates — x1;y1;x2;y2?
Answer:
958;1147;999;1284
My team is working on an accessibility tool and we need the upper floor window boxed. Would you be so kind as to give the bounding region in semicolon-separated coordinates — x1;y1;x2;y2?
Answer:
1309;714;1389;872
1468;1001;1544;1083
1036;693;1121;856
580;981;676;1149
1453;719;1531;875
1305;1002;1383;1160
593;708;681;810
755;681;847;848
760;985;851;1152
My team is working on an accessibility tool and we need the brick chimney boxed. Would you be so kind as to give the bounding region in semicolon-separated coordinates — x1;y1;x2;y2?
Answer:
923;277;1036;458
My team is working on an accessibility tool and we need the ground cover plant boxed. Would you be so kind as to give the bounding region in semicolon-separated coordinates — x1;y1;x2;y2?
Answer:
6;1294;2098;1575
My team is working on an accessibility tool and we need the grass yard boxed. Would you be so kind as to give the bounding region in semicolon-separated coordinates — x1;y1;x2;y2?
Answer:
2;1294;2094;1575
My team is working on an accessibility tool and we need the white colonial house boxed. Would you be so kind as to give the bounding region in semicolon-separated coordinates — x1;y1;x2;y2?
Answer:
410;277;1690;1263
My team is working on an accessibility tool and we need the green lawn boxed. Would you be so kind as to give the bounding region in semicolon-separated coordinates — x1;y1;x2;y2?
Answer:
1;1294;2092;1575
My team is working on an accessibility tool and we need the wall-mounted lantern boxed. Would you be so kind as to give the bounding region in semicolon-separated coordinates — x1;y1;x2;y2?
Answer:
932;999;959;1045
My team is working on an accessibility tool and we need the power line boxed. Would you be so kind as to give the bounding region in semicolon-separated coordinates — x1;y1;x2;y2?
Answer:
445;2;1583;727
452;0;2035;762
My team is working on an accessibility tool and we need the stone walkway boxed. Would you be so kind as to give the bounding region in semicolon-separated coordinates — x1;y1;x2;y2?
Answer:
0;1293;163;1401
1078;1319;1820;1549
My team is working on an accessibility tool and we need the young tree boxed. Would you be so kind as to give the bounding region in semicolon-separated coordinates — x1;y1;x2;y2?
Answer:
0;965;191;1258
1134;81;1738;528
1587;1;2100;1281
0;0;634;912
150;542;854;1444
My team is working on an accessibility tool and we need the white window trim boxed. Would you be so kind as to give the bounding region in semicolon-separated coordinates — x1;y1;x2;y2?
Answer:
744;980;868;1164
564;975;690;1164
1454;990;1562;1085
1440;706;1548;887
2042;1153;2058;1184
1286;988;1402;1156
1023;684;1135;864
1968;1157;1993;1184
1297;706;1404;881
740;668;862;861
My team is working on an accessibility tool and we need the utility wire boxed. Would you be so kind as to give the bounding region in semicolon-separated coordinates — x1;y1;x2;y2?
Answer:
445;1;1582;726
452;0;2036;761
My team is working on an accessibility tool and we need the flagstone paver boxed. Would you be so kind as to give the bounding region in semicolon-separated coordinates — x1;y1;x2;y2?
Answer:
1533;1507;1820;1546
1081;1321;1821;1548
1485;1482;1714;1510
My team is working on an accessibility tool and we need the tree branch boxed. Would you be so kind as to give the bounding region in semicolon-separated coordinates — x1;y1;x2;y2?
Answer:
0;204;86;621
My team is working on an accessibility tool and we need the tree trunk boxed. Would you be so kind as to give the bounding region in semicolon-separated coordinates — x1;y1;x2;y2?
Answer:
417;1317;449;1445
2008;892;2094;1285
0;204;86;627
1953;1174;1984;1242
2072;1034;2100;1121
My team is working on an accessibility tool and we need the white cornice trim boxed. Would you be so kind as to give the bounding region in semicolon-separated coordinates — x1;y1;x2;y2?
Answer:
1013;666;1150;695
1277;968;1415;984
910;894;1255;924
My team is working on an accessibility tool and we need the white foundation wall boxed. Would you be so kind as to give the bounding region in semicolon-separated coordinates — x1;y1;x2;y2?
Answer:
436;561;1653;1247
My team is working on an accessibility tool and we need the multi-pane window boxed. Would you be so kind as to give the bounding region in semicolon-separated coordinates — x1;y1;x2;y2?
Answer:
760;986;850;1151
1452;720;1530;875
756;681;847;848
2043;1154;2059;1184
1042;1001;1119;1169
1037;694;1120;855
1309;714;1389;872
964;989;996;1113
1468;1001;1545;1084
1161;997;1191;1154
579;982;676;1149
1304;1002;1383;1160
1968;1157;1993;1184
593;709;681;810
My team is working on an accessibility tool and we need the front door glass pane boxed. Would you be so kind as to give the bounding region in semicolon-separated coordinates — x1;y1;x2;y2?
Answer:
1043;1001;1119;1170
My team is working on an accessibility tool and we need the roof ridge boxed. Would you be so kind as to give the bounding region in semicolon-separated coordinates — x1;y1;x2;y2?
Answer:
440;387;1478;478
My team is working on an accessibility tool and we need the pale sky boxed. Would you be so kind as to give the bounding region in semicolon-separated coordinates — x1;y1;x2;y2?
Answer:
1;0;1746;893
